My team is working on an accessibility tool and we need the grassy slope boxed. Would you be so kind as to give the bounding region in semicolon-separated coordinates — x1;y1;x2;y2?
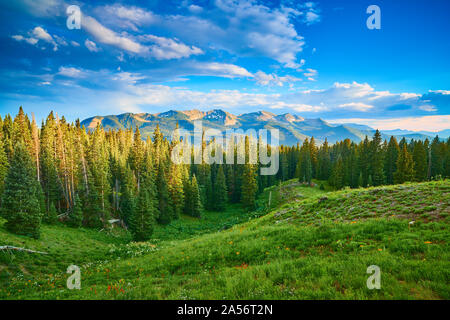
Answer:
0;180;449;299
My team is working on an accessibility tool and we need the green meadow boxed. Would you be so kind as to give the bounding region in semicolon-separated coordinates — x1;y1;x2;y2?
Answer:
1;179;449;300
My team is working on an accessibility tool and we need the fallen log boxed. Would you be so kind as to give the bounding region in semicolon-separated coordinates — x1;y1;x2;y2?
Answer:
0;246;48;254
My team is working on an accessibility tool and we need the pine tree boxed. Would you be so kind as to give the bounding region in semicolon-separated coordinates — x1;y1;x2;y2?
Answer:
204;168;214;210
430;136;444;178
129;187;155;241
156;163;173;225
119;164;136;226
385;136;399;184
190;174;202;218
296;139;312;183
168;163;184;219
318;138;331;180
412;140;427;181
129;127;145;191
367;175;373;187
394;144;415;184
241;163;257;211
213;165;227;211
359;136;370;187
83;171;103;228
44;201;58;224
370;130;385;186
330;156;344;189
0;139;9;199
40;112;62;213
68;194;83;228
357;171;363;188
0;142;42;238
444;138;450;178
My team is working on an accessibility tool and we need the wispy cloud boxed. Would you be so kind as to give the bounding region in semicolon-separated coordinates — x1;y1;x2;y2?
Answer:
12;26;58;51
328;115;450;132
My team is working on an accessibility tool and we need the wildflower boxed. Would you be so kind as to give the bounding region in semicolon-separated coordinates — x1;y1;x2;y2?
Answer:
228;241;233;245
424;241;432;244
236;252;240;255
378;248;383;251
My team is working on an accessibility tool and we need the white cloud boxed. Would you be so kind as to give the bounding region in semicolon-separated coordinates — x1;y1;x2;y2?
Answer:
14;0;317;68
339;102;374;111
195;62;253;78
188;5;203;14
139;35;203;59
328;116;450;132
116;0;312;68
305;11;320;25
11;26;58;50
84;39;100;52
32;26;52;42
57;66;85;78
82;15;143;53
98;5;158;31
303;68;318;81
253;71;302;86
300;2;321;25
82;14;203;60
429;90;450;95
419;104;437;112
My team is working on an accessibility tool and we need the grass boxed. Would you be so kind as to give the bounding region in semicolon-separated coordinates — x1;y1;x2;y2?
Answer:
0;179;448;300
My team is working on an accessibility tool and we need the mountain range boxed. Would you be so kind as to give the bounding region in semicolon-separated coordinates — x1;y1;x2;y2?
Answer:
80;109;449;145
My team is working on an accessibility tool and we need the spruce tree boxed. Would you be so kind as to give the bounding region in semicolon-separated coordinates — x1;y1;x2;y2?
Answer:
190;174;202;218
412;140;427;181
168;163;184;219
129;188;155;241
331;156;345;189
357;171;363;188
0;139;9;199
204;168;214;210
156;163;173;225
445;138;450;178
1;142;42;238
385;136;399;184
359;136;370;186
241;163;257;211
430;136;444;178
44;201;58;224
68;194;83;228
213;165;227;211
119;164;136;226
394;144;415;184
370;130;385;186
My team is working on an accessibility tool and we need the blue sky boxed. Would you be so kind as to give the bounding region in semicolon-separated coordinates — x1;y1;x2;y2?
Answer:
0;0;449;131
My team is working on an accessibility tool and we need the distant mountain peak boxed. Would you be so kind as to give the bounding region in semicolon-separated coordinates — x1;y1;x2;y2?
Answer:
80;108;446;146
158;110;179;118
275;113;304;123
239;110;275;122
203;109;237;125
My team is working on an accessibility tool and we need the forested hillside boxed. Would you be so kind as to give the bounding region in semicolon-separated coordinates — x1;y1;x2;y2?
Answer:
0;107;449;242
